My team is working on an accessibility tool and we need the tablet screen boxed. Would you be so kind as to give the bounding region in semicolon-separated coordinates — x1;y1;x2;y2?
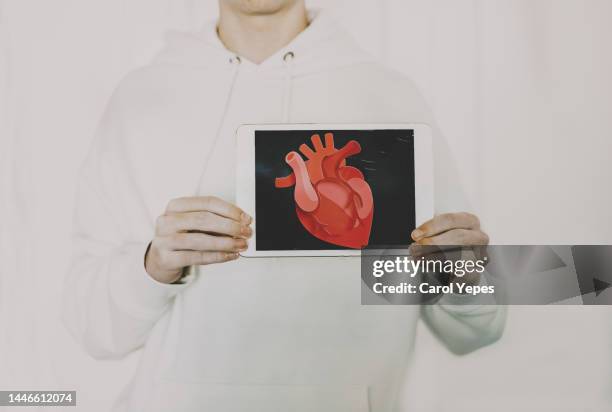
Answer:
254;129;415;251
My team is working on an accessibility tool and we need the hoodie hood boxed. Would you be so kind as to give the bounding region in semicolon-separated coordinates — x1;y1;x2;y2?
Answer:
153;9;375;77
149;9;378;175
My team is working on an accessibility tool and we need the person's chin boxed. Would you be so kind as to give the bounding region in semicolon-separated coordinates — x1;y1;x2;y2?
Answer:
236;0;296;16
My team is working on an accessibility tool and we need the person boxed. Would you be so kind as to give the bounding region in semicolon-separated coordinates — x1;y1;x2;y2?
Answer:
63;1;506;410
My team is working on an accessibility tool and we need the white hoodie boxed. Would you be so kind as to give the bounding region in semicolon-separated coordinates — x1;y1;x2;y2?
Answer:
63;10;505;412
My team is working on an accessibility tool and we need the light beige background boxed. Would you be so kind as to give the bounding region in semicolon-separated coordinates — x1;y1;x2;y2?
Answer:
1;0;611;410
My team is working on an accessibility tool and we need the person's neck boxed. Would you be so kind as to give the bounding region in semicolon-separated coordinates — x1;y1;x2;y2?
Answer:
217;2;308;64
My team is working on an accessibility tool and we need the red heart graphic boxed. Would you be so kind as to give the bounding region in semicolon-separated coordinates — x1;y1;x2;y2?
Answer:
275;133;374;249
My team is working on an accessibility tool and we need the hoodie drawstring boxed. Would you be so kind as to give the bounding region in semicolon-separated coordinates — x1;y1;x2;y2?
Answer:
282;51;295;123
194;55;242;195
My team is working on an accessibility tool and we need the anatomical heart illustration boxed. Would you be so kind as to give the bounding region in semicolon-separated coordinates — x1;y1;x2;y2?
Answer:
274;133;374;249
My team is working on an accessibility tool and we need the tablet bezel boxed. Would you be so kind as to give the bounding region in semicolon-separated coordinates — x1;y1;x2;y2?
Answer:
235;123;434;257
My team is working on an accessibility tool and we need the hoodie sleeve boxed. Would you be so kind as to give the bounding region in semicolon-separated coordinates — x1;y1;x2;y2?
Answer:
420;282;506;355
420;126;507;354
421;121;507;355
391;74;507;354
62;88;192;360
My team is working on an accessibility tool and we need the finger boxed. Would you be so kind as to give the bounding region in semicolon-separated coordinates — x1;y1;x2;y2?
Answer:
410;243;489;263
416;228;489;247
409;243;456;258
324;132;334;149
311;134;324;151
162;233;248;252
412;212;480;240
299;143;315;159
166;196;250;224
157;212;251;238
172;250;240;267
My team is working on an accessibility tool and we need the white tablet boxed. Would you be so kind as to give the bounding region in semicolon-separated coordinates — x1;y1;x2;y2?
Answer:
236;124;433;257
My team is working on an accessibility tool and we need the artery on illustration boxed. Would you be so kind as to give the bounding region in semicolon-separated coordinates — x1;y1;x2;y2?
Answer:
275;133;374;249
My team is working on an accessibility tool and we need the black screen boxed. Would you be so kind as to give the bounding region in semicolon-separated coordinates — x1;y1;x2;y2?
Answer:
254;129;415;251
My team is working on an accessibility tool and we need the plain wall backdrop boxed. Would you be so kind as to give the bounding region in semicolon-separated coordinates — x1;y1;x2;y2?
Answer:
1;0;611;410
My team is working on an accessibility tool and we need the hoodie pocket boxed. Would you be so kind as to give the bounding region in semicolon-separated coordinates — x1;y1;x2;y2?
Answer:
166;259;386;383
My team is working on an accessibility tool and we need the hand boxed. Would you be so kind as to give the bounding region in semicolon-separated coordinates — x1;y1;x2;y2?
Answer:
145;196;253;284
410;212;489;285
411;212;488;247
